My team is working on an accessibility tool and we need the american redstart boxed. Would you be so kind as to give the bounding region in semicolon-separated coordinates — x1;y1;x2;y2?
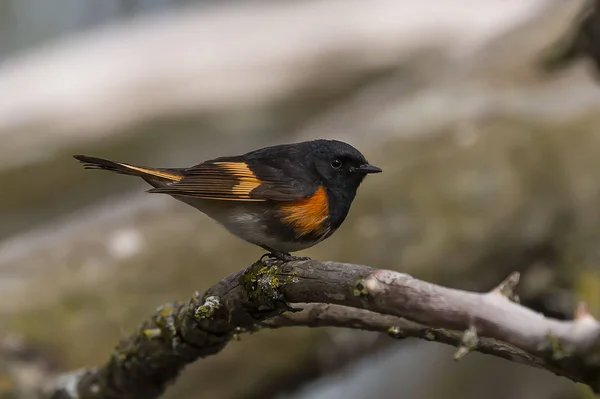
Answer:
74;139;381;261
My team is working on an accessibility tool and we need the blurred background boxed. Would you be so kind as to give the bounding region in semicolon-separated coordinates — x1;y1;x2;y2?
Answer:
1;0;599;398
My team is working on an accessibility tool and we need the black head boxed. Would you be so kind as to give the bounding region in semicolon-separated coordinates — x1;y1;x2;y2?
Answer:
309;139;381;194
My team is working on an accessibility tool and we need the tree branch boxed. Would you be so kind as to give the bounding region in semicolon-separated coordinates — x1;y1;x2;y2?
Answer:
47;259;600;399
262;303;545;367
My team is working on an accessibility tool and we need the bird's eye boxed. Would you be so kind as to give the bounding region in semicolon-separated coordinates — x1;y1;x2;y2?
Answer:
330;159;342;169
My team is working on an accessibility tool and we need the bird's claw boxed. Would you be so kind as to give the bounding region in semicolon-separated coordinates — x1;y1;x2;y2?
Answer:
260;251;311;264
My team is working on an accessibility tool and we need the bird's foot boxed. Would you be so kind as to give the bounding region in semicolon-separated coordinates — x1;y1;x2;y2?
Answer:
260;250;311;264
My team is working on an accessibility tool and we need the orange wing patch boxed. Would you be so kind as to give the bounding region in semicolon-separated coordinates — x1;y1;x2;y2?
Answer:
214;161;262;197
279;186;330;237
148;160;267;201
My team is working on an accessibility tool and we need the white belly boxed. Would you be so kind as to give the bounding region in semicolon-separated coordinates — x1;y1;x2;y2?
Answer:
227;210;317;252
175;196;320;253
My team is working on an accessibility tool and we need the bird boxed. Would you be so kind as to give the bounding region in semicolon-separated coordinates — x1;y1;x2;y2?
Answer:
73;139;381;261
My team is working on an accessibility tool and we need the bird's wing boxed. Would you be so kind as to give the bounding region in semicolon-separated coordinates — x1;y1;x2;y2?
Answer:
148;157;317;201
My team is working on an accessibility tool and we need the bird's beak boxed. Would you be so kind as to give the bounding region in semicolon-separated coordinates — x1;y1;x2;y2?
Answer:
355;164;382;174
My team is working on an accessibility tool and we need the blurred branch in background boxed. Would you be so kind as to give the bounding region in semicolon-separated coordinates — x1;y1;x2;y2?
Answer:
541;0;600;76
0;0;550;170
0;334;57;399
47;260;600;399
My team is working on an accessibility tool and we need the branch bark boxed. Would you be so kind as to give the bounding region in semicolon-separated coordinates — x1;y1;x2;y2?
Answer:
47;259;600;399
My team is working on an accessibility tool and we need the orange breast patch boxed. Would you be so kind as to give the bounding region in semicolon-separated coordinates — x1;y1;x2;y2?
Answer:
279;186;330;237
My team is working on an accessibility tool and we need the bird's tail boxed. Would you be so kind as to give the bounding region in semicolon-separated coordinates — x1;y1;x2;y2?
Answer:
73;155;184;187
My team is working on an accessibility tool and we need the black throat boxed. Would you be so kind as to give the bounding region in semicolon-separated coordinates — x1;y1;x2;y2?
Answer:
324;184;358;231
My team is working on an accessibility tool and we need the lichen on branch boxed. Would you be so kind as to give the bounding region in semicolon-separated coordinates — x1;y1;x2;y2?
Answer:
47;258;600;399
